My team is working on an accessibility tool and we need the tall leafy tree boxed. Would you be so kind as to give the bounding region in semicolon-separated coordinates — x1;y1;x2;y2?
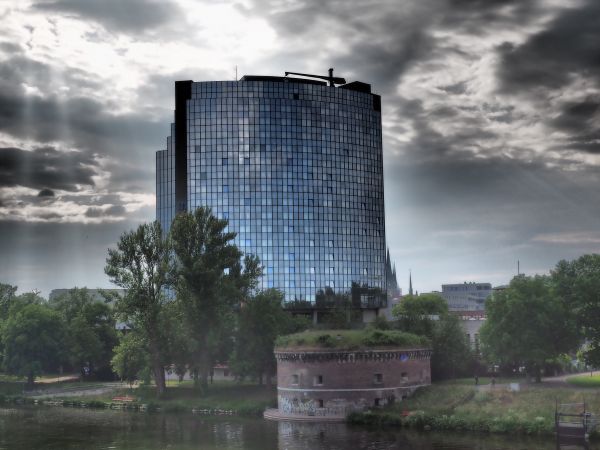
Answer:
552;254;600;367
2;303;66;387
169;207;262;389
231;289;306;386
49;288;118;378
111;331;149;388
105;221;170;396
480;275;580;382
0;283;17;320
393;293;471;380
430;313;472;380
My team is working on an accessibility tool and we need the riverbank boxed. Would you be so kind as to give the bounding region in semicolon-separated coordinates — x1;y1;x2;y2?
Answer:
347;380;600;439
1;380;277;416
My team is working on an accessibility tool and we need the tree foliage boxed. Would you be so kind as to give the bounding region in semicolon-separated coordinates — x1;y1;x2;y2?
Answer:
0;283;17;319
393;293;471;380
230;289;306;385
169;207;262;389
393;293;448;336
480;275;579;381
49;288;117;378
430;313;472;380
552;254;600;368
111;332;148;388
2;303;66;386
105;221;170;396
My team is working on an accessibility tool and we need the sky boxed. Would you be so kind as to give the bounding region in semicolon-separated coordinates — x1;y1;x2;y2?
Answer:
0;0;599;297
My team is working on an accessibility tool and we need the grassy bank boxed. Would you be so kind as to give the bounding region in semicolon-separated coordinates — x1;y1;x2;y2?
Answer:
567;374;600;388
348;382;600;438
48;381;277;416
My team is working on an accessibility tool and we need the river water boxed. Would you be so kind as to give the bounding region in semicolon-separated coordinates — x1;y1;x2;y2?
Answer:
0;406;596;449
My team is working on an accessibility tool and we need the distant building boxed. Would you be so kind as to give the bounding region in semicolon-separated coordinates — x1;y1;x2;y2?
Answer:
451;310;486;351
440;282;492;311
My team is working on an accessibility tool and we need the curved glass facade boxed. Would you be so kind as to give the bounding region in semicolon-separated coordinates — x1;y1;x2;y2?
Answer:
157;76;386;303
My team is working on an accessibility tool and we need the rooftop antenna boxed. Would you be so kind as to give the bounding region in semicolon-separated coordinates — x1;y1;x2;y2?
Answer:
284;68;346;87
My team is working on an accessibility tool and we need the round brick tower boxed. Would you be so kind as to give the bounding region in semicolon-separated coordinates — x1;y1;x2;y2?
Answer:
264;330;432;421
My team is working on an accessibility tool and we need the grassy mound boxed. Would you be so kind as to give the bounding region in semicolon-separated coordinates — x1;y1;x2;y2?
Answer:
275;329;429;350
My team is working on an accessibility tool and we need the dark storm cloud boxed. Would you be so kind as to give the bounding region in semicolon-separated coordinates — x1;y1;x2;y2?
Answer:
37;188;55;197
0;42;22;53
333;29;437;95
32;0;182;34
497;0;600;94
441;0;540;31
85;205;127;218
0;147;97;192
438;81;468;95
249;0;547;97
0;54;102;94
549;97;600;154
244;0;441;94
0;55;167;192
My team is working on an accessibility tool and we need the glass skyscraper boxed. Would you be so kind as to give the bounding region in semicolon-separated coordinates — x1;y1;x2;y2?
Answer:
156;72;387;307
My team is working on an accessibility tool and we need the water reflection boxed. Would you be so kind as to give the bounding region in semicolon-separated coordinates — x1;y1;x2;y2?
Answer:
0;407;597;450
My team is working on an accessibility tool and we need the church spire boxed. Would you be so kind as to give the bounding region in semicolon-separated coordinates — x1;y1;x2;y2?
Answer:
409;270;413;296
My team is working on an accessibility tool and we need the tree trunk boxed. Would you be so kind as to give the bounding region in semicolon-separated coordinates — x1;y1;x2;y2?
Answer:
153;363;166;397
200;368;209;390
149;338;166;397
198;335;210;391
26;372;34;390
193;367;200;389
266;371;272;388
535;365;542;383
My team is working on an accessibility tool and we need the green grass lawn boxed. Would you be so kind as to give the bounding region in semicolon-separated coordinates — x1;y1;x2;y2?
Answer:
54;381;277;415
350;382;600;436
566;373;600;387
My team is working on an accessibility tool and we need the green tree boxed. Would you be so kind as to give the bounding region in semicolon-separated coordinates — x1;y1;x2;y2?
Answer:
231;289;306;386
392;293;448;336
0;283;17;319
111;332;149;388
393;293;472;380
2;303;66;387
431;314;472;380
169;207;262;390
552;254;600;368
49;288;118;378
104;221;170;396
480;275;579;382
